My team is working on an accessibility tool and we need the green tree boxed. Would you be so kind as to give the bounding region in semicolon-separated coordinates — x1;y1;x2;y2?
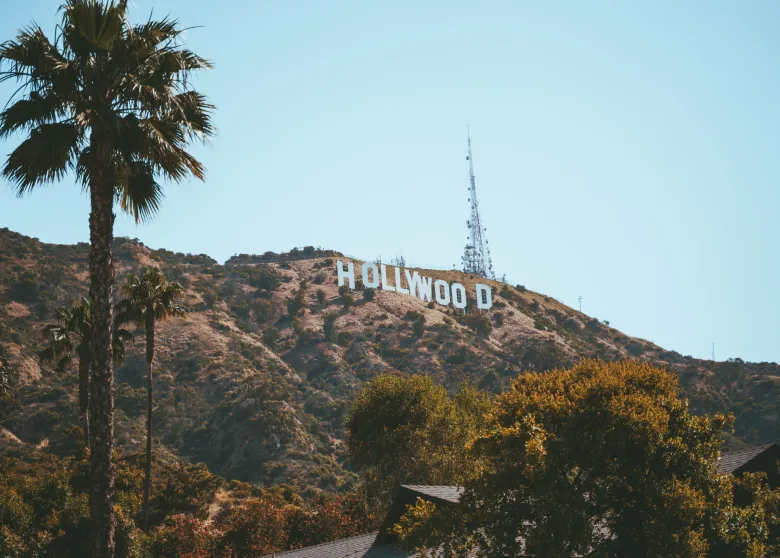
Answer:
363;287;376;302
346;375;489;508
39;298;133;449
395;360;778;558
116;267;185;531
0;2;214;553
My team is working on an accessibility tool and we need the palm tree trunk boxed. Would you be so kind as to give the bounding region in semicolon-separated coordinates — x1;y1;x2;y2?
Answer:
142;309;155;531
88;179;117;558
78;355;90;450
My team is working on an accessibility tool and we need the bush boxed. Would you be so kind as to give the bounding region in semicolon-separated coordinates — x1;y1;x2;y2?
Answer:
144;514;218;557
363;288;376;302
262;327;280;349
412;316;425;339
287;290;306;316
291;316;303;333
323;313;338;340
338;285;349;297
316;289;327;304
626;340;644;356
147;463;223;529
462;313;492;336
342;294;355;310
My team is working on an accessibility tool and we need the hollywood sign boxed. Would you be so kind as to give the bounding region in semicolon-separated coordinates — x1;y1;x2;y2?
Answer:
336;260;493;310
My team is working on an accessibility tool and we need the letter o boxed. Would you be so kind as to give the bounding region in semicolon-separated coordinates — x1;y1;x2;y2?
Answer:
362;263;380;289
451;283;467;309
434;280;450;306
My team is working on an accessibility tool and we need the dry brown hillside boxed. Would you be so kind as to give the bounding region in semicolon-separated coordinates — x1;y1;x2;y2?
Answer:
1;227;778;493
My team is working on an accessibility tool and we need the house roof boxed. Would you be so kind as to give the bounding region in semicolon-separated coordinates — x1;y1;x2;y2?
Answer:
263;532;415;557
717;443;778;473
401;484;463;504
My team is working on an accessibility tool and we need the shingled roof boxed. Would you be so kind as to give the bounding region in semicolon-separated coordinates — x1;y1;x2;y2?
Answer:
265;532;415;557
401;485;463;504
717;443;779;473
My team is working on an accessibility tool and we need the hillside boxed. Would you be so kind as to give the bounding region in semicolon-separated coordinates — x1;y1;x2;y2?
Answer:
0;227;778;493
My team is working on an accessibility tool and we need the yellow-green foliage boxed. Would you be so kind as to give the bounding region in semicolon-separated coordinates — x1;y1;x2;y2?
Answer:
346;375;491;508
394;360;780;558
0;453;143;558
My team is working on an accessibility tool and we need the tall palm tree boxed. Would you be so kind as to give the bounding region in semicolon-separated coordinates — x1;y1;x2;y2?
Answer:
117;267;185;531
39;298;133;449
0;2;213;554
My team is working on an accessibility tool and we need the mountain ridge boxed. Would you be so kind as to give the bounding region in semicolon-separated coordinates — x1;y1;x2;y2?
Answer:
1;226;778;493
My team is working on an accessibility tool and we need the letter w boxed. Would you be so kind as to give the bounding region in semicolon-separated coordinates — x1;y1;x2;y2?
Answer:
405;270;433;302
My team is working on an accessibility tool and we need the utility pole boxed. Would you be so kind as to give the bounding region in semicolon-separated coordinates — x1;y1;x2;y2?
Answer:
712;343;715;362
578;296;582;313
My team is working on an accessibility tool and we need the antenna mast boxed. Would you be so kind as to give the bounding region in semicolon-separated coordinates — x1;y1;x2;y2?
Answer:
461;127;495;279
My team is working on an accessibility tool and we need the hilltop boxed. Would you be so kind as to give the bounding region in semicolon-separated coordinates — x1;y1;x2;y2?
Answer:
0;227;778;493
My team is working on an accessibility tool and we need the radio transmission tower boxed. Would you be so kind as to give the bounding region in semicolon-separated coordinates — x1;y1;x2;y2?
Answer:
461;128;495;280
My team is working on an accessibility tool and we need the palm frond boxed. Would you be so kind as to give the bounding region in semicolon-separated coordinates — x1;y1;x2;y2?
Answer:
0;92;69;137
3;122;83;195
0;25;66;85
62;0;127;54
132;16;182;47
170;91;214;139
119;267;186;324
116;160;163;223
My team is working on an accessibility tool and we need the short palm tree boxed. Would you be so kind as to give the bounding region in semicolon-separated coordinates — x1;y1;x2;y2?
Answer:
117;267;185;530
39;298;133;449
0;1;213;553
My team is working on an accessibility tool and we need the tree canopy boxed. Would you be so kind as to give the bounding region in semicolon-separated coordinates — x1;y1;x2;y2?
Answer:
346;374;490;508
393;360;780;558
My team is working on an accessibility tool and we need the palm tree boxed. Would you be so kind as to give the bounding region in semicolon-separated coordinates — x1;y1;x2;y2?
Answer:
39;298;133;449
0;2;213;554
117;267;185;531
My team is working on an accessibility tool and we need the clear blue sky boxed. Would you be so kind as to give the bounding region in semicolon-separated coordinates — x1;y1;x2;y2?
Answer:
1;1;779;363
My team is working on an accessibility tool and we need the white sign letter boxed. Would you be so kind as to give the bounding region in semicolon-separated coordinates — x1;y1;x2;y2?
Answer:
394;267;409;295
451;283;467;309
406;270;433;302
434;279;450;306
362;263;380;289
336;260;355;289
380;264;396;292
475;284;493;310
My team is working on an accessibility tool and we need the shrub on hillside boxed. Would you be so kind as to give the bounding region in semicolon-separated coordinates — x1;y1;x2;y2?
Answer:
262;327;281;349
626;340;644;356
412;316;425;339
323;313;338;341
363;288;376;302
286;290;306;316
